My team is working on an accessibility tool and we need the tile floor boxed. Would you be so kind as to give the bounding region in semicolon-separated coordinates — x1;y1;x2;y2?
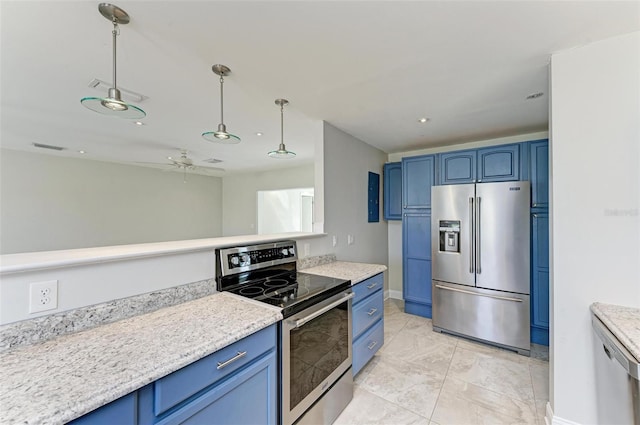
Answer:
335;299;549;425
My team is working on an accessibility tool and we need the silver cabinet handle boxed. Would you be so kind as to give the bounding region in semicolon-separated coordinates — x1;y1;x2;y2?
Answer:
216;351;247;370
367;308;378;316
367;282;378;289
435;284;523;302
294;292;355;328
469;197;474;274
367;341;378;350
476;196;482;274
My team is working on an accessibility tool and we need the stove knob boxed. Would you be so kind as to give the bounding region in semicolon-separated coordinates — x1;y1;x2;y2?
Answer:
290;293;295;300
282;295;288;303
241;254;250;265
230;257;239;266
281;248;289;256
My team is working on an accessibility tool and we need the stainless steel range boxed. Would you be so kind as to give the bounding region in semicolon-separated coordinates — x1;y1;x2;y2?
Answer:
216;240;354;425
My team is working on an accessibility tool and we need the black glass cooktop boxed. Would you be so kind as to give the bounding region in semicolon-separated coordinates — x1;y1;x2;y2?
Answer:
224;270;351;317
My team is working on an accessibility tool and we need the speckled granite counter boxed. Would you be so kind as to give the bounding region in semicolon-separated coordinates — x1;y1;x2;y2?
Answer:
591;302;640;361
302;261;387;285
0;292;282;425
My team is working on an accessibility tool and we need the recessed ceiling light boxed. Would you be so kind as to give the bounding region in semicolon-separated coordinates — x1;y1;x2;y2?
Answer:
78;150;86;154
134;121;145;126
526;92;544;100
256;132;263;136
418;117;430;123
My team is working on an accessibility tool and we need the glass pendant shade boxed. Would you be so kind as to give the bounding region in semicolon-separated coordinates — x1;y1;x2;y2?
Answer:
203;64;240;144
81;4;145;119
268;99;295;159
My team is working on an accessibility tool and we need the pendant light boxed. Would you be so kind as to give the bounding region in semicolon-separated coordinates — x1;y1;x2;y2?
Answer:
202;64;240;144
80;3;145;119
268;99;296;159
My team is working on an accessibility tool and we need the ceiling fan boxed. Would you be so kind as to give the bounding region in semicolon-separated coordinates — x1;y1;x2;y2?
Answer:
137;149;224;182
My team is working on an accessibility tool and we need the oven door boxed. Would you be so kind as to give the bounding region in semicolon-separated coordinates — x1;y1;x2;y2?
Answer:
282;290;354;425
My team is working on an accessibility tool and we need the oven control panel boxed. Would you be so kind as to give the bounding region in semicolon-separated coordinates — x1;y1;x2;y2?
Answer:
228;245;296;269
216;240;298;277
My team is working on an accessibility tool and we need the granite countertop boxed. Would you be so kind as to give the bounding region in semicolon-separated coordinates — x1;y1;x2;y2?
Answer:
591;302;640;361
0;292;282;425
302;261;387;284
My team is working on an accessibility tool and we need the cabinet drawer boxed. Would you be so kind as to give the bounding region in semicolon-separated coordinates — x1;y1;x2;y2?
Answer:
69;393;137;425
353;291;383;339
154;325;276;416
353;273;383;304
353;320;384;376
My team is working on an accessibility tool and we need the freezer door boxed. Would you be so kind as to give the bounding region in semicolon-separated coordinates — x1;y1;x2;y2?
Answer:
475;181;530;294
431;184;475;287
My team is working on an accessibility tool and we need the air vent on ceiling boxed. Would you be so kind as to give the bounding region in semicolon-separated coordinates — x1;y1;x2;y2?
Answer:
87;78;149;103
203;158;223;164
33;143;65;151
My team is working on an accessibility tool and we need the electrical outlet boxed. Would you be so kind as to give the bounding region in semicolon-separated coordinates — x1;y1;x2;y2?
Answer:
348;234;355;245
29;280;58;313
303;243;310;257
332;235;338;247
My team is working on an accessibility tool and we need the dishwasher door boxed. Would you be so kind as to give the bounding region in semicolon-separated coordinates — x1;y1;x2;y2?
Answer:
592;314;640;424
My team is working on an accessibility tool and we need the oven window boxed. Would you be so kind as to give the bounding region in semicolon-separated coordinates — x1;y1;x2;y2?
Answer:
289;301;349;409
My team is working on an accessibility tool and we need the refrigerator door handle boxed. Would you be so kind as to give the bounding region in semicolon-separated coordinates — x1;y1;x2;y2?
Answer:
476;196;482;274
435;284;524;303
469;197;475;274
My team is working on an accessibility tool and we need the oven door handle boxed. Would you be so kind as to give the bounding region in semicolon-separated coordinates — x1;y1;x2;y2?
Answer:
293;292;355;328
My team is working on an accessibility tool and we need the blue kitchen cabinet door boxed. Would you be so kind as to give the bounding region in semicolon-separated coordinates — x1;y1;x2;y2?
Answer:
69;393;137;425
477;144;520;182
403;212;432;318
531;212;549;345
402;155;435;209
154;351;277;425
383;162;402;220
439;149;476;185
530;140;549;208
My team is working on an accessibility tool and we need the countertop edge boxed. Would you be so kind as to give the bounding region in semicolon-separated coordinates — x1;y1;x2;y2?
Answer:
590;302;640;363
301;261;387;284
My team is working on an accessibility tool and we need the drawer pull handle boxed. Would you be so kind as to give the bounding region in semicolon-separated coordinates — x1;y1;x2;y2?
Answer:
367;341;378;350
367;282;378;289
367;308;378;316
216;351;247;370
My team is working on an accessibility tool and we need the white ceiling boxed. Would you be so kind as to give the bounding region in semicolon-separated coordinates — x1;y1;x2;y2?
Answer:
1;1;638;175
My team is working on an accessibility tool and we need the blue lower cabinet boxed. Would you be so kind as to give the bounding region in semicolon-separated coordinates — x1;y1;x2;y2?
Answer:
69;393;137;425
352;274;384;375
73;325;278;425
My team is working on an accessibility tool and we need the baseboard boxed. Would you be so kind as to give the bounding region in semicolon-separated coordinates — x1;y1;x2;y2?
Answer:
388;289;402;300
547;401;582;425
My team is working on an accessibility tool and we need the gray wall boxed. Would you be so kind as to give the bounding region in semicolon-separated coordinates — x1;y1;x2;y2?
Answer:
320;122;389;269
0;149;223;254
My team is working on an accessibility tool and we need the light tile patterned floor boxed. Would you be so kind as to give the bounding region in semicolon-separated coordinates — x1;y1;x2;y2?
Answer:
335;299;549;425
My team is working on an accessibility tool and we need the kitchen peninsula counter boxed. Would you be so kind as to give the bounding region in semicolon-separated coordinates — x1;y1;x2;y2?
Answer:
590;302;640;361
0;292;282;425
302;261;387;284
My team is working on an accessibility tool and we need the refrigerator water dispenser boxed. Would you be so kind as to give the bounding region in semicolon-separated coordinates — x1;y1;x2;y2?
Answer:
439;220;460;253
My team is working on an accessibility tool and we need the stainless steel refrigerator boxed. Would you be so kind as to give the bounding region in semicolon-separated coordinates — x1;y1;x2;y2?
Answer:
431;181;531;355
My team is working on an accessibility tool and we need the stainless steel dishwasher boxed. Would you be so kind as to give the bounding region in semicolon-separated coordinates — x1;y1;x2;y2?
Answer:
591;313;640;424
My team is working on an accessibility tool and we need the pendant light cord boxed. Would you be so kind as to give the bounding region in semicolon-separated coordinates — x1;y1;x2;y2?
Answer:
111;20;119;90
280;102;284;146
219;75;224;124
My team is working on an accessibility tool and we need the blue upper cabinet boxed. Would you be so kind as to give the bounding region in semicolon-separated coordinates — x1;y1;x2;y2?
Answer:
477;144;520;182
402;155;435;209
530;140;549;208
439;149;477;184
439;144;521;184
383;162;402;220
